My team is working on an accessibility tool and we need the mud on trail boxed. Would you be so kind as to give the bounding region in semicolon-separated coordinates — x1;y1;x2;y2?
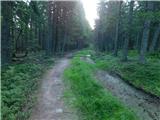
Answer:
29;55;160;120
96;70;160;120
30;58;77;120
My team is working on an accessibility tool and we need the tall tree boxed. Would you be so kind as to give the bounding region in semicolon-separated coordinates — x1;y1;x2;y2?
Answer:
113;1;122;56
139;1;154;64
1;2;13;64
122;1;134;61
149;23;160;52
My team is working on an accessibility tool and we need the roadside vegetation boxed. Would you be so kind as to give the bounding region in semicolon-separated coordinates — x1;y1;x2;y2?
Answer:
1;1;90;120
1;52;54;120
93;50;160;97
63;51;138;120
93;1;160;98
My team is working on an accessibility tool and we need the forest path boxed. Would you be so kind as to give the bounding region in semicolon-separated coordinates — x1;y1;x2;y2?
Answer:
30;57;77;120
96;70;160;120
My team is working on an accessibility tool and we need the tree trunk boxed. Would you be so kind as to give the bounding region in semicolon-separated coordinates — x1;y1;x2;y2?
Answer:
122;1;134;61
149;23;160;52
1;2;12;64
46;1;52;55
24;23;28;52
139;2;154;64
136;28;143;53
42;24;46;50
113;1;122;56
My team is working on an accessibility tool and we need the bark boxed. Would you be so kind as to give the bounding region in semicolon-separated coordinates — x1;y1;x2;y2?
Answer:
24;23;28;52
149;23;160;52
54;8;59;53
1;2;12;64
15;29;23;52
136;28;143;53
46;1;52;55
113;1;122;56
122;1;134;61
30;17;33;45
38;24;41;47
42;24;46;50
61;18;67;54
53;8;57;53
139;2;154;64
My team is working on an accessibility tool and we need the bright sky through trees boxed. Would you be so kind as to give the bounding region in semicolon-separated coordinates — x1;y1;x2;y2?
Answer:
81;0;99;29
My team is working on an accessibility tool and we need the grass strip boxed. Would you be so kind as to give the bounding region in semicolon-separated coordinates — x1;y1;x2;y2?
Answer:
64;52;137;120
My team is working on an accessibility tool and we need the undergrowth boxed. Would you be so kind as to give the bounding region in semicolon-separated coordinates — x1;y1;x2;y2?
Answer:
63;51;137;120
1;52;54;120
94;51;160;97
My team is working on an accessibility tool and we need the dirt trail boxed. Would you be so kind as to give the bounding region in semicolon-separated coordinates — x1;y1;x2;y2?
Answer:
96;70;160;120
30;58;77;120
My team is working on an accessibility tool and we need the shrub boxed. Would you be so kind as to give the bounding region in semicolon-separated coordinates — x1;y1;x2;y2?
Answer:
1;52;54;120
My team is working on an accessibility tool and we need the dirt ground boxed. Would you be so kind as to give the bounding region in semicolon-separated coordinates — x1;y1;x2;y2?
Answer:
30;58;77;120
96;70;160;120
30;55;160;120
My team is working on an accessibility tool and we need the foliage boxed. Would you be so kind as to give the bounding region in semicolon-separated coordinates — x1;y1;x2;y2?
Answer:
94;1;160;63
1;52;54;120
147;52;160;60
63;52;137;120
1;1;91;64
119;62;160;97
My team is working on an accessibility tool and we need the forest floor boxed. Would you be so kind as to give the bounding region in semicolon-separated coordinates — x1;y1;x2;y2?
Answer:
81;53;160;120
29;51;160;120
30;57;78;120
96;70;160;120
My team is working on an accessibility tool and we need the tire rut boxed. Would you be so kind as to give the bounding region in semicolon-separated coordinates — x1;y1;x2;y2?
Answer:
96;70;160;120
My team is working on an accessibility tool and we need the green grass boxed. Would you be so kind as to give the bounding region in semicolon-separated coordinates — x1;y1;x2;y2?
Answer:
1;52;54;120
63;53;137;120
94;51;160;97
